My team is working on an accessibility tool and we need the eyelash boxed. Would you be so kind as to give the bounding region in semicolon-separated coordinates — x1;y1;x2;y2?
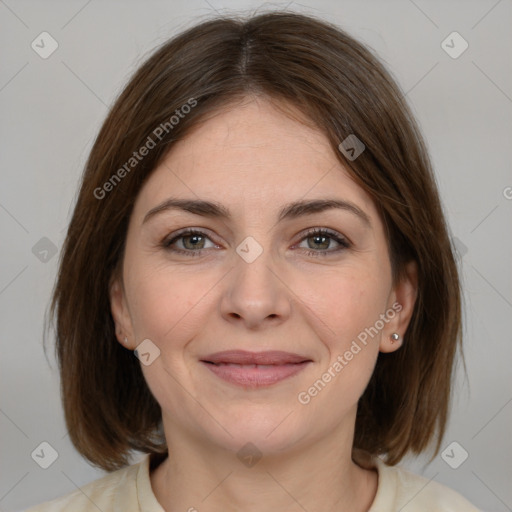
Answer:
161;228;351;258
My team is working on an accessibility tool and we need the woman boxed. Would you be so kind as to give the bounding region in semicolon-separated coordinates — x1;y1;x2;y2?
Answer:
27;10;480;511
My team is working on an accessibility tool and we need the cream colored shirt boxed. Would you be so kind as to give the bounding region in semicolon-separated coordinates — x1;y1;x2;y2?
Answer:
24;453;481;511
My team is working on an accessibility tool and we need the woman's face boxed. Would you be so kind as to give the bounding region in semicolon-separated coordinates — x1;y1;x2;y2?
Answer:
110;96;416;455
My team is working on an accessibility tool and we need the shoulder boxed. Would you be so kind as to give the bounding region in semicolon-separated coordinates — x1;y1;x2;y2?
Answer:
370;457;481;511
23;457;143;512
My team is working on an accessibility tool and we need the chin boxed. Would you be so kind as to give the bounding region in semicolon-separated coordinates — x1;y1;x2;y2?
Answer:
195;404;308;456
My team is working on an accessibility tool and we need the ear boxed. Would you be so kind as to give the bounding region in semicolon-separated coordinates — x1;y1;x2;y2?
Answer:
379;260;418;353
109;273;135;350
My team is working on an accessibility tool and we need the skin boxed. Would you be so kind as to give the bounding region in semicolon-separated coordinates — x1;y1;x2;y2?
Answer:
110;95;417;512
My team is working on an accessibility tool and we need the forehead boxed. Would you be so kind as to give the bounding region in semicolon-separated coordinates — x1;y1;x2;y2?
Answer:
133;97;378;222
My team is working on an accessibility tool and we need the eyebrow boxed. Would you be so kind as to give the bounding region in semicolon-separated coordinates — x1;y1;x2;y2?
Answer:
143;197;371;227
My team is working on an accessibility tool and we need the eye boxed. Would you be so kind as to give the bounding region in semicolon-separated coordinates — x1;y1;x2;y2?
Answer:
162;227;351;258
295;228;351;257
162;229;218;256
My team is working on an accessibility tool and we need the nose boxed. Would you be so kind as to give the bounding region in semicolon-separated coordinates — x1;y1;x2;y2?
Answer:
220;243;292;330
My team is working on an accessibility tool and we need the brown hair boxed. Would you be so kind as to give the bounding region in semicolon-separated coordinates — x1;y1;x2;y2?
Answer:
46;10;462;471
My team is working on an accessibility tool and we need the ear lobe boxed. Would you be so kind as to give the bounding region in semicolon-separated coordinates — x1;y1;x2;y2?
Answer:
379;332;403;353
380;260;418;353
109;275;134;348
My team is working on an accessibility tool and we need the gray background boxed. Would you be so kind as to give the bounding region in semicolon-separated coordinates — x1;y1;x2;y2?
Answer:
1;0;511;511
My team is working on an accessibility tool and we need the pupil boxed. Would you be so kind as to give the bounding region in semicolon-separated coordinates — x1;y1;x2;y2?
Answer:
311;235;328;249
186;235;203;249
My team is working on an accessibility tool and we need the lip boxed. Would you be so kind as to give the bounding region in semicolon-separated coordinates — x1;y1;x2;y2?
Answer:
200;350;312;388
201;350;311;365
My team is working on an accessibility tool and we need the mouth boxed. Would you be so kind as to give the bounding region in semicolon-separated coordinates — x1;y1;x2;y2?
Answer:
200;350;312;388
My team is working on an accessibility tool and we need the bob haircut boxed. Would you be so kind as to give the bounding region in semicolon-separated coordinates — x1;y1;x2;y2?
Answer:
47;11;462;472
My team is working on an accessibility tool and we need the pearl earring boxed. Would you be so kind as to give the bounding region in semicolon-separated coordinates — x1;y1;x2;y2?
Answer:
123;336;128;345
390;333;400;343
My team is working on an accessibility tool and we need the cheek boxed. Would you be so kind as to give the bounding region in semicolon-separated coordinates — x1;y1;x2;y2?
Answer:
313;266;390;342
124;261;217;345
309;267;390;383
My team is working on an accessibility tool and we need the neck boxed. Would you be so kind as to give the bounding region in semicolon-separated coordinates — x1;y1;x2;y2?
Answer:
150;421;378;512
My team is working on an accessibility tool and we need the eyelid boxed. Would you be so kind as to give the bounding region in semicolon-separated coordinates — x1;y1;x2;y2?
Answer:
296;227;352;247
162;227;220;248
292;227;351;257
